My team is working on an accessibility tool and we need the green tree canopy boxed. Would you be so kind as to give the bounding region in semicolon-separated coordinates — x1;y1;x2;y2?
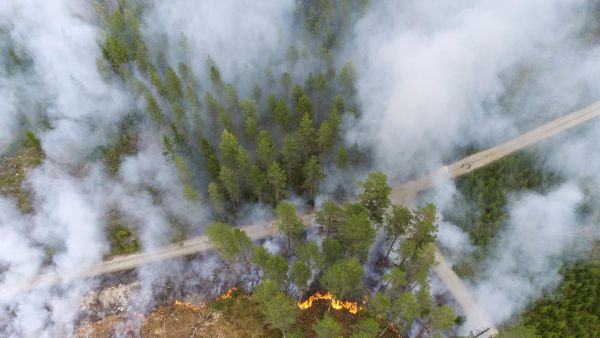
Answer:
275;201;304;256
321;257;364;299
313;313;342;338
359;171;392;224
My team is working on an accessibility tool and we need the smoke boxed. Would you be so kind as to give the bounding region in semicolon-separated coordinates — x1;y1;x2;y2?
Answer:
142;0;295;93
0;1;130;336
346;0;600;329
1;0;600;335
473;184;585;324
346;0;596;181
0;0;209;336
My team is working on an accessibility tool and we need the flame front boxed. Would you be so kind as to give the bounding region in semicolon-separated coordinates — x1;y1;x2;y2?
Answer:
297;291;362;314
174;299;204;311
174;287;238;311
219;287;238;300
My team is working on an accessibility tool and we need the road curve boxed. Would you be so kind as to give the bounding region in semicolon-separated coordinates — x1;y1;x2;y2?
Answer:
9;101;600;336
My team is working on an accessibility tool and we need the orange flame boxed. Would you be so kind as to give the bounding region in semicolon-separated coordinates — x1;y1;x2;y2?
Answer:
297;291;362;314
173;287;238;311
174;299;204;311
219;287;238;300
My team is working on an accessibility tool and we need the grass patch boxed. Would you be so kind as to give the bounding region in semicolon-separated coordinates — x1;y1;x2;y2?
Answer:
0;131;45;213
105;209;141;256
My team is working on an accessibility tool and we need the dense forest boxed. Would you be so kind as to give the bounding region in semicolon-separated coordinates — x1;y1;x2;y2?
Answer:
440;150;563;278
88;1;463;336
205;172;457;337
2;0;600;337
522;260;600;337
95;0;369;223
446;150;562;250
442;147;600;337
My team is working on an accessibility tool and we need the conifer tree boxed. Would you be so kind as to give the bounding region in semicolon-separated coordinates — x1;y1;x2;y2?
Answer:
282;134;300;184
219;166;240;208
257;130;275;168
275;201;304;256
302;156;324;197
359;171;392;224
267;161;286;204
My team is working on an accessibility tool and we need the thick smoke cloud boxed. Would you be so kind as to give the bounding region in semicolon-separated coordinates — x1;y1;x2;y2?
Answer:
348;0;600;329
2;0;600;336
1;0;298;334
347;0;596;180
474;184;584;324
144;0;295;93
0;0;207;336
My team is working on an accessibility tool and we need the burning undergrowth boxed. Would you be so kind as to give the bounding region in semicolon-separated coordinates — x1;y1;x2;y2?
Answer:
76;285;403;338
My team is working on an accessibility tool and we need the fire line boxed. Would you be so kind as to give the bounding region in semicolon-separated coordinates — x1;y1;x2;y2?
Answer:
297;291;362;314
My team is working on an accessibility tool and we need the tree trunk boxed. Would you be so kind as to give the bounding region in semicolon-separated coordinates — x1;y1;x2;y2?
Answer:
385;235;398;259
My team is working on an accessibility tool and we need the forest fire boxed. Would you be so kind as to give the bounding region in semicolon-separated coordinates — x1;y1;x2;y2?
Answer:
173;287;238;311
218;287;238;300
297;291;363;314
173;299;205;311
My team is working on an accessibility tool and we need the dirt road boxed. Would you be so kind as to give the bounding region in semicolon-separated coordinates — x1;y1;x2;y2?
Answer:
9;101;600;336
92;101;600;280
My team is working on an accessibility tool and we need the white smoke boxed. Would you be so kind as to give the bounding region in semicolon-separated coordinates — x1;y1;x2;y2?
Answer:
143;0;295;92
347;0;600;329
473;184;584;324
346;0;594;181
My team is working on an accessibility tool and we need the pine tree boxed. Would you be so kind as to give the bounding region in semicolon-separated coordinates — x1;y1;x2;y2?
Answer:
166;66;182;103
336;203;375;263
275;201;304;256
219;130;240;166
225;84;240;116
274;98;290;130
205;222;253;276
145;93;164;125
248;165;266;203
147;65;166;97
282;134;300;184
302;156;324;197
297;95;313;118
299;113;315;159
315;201;344;236
334;146;349;169
264;255;289;286
296;240;319;270
267;161;286;204
321;258;364;299
281;72;292;97
313;314;342;338
359;171;392;224
219;166;240;208
200;137;220;180
257;130;275;168
318;120;333;152
208;182;225;214
384;206;413;258
291;262;311;293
